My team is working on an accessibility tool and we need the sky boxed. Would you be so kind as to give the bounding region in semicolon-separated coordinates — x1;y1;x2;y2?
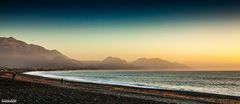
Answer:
1;0;240;69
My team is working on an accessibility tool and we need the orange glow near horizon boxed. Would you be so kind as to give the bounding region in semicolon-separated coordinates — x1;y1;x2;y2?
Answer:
1;20;240;70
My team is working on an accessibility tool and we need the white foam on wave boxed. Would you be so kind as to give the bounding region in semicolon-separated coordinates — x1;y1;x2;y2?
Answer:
23;71;240;97
23;71;94;82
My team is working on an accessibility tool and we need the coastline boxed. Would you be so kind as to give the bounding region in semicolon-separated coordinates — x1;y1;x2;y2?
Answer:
22;70;240;97
0;71;239;104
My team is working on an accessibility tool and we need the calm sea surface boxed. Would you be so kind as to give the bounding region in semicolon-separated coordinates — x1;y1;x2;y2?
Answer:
24;70;240;96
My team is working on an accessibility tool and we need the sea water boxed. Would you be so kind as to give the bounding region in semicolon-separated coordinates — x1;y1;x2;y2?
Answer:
24;70;240;97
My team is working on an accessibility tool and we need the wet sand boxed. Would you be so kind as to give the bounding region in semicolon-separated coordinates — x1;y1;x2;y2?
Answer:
0;72;239;104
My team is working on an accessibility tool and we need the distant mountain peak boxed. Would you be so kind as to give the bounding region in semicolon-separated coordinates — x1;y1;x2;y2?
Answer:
0;37;26;44
0;37;20;41
131;57;189;69
103;56;128;64
0;37;189;70
134;57;168;63
9;37;15;39
0;37;79;69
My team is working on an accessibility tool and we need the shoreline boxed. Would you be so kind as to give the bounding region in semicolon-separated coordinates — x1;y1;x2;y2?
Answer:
23;70;240;97
0;71;239;104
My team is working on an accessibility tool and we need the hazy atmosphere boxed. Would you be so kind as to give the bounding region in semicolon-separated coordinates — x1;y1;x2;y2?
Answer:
1;1;240;104
1;0;240;70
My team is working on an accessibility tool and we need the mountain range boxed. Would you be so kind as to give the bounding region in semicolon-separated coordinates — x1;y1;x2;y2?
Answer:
0;37;189;70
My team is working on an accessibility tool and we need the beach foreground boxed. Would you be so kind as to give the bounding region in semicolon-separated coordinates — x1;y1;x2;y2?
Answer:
0;72;239;104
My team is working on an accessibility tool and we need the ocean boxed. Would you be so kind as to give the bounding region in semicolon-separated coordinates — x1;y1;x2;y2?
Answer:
24;70;240;97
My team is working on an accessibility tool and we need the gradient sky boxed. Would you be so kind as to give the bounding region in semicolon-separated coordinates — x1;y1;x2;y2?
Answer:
1;0;240;69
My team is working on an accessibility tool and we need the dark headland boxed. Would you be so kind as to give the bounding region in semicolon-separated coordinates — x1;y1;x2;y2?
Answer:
0;37;190;70
0;72;239;104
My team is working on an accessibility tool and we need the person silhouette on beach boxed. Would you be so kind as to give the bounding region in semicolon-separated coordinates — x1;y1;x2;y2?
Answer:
60;78;63;83
12;72;16;80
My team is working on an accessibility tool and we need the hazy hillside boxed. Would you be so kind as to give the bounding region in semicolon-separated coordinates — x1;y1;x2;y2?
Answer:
131;58;189;69
80;57;189;69
0;37;189;70
0;37;80;69
82;56;136;69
